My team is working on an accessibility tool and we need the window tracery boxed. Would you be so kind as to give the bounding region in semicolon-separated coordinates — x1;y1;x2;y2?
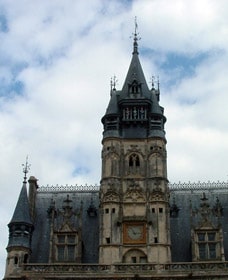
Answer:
191;193;224;261
55;233;78;262
194;230;220;261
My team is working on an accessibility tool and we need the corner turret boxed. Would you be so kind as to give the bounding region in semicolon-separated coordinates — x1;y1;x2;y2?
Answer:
4;158;34;278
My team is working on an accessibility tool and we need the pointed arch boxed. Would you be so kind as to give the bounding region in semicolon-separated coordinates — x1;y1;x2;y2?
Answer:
129;80;141;95
129;153;140;167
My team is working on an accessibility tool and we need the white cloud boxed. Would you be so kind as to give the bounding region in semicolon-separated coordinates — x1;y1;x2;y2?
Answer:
1;0;228;276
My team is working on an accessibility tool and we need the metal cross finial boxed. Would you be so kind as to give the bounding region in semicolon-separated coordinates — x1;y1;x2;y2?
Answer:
22;156;30;184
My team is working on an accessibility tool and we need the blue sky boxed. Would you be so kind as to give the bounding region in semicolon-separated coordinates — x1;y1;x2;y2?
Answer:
1;0;228;277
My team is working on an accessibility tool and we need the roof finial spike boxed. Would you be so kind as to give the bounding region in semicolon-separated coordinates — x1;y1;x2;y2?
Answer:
150;75;155;89
110;77;113;95
113;75;117;90
22;156;30;185
134;16;138;36
132;16;140;55
110;75;118;94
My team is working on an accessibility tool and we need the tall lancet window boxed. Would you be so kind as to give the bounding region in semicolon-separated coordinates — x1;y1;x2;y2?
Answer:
128;153;140;174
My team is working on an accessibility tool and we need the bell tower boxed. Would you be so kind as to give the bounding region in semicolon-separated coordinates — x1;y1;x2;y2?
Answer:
99;24;171;264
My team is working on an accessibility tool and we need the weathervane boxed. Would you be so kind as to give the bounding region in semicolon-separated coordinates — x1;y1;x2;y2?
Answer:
132;16;141;54
22;156;30;184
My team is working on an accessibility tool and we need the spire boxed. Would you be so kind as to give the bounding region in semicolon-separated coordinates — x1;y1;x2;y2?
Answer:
121;18;149;97
133;16;140;55
102;20;166;140
7;158;34;251
9;157;32;226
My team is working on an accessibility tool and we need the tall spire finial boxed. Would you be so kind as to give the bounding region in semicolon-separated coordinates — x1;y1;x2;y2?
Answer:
132;16;140;55
110;75;118;95
150;75;155;89
22;156;30;184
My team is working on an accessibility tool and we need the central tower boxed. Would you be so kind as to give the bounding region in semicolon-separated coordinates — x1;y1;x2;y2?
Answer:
99;28;171;264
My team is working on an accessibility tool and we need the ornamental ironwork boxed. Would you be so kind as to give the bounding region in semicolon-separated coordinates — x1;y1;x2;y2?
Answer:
38;181;228;193
38;184;99;193
169;181;228;192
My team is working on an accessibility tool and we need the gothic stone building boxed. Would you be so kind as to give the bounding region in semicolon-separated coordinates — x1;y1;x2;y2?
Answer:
4;34;228;280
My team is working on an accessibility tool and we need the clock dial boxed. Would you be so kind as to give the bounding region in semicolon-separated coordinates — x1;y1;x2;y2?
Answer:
127;225;143;240
123;223;146;244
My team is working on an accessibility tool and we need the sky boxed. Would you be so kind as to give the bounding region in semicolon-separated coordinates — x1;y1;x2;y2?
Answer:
1;0;228;276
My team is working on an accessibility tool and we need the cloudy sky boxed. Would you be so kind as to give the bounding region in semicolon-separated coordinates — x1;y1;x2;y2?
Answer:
1;0;228;275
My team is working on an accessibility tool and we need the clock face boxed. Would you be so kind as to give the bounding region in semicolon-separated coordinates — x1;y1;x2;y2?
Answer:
123;223;146;244
127;225;143;240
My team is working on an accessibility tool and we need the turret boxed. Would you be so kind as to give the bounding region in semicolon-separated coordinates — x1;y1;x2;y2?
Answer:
4;159;34;278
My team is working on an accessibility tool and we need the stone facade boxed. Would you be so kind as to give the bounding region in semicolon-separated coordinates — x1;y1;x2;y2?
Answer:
4;33;228;280
99;138;171;264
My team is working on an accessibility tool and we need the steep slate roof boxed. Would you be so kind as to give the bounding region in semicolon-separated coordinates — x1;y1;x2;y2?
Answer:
121;43;150;99
9;183;32;226
30;188;99;263
102;33;166;140
104;90;120;115
27;182;228;264
170;183;228;262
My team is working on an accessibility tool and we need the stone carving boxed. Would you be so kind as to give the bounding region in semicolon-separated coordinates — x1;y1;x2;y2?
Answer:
103;189;120;203
124;183;145;202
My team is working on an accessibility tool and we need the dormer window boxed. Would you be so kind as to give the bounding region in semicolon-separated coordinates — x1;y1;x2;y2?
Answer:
55;233;78;262
129;80;141;94
196;231;218;260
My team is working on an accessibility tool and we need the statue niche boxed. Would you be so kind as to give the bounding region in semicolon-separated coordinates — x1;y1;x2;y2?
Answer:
149;152;163;177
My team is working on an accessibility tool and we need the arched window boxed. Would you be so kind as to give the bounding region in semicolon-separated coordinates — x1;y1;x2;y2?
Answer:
123;249;147;263
23;254;28;263
129;154;140;167
14;256;18;265
128;154;140;175
129;80;141;94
